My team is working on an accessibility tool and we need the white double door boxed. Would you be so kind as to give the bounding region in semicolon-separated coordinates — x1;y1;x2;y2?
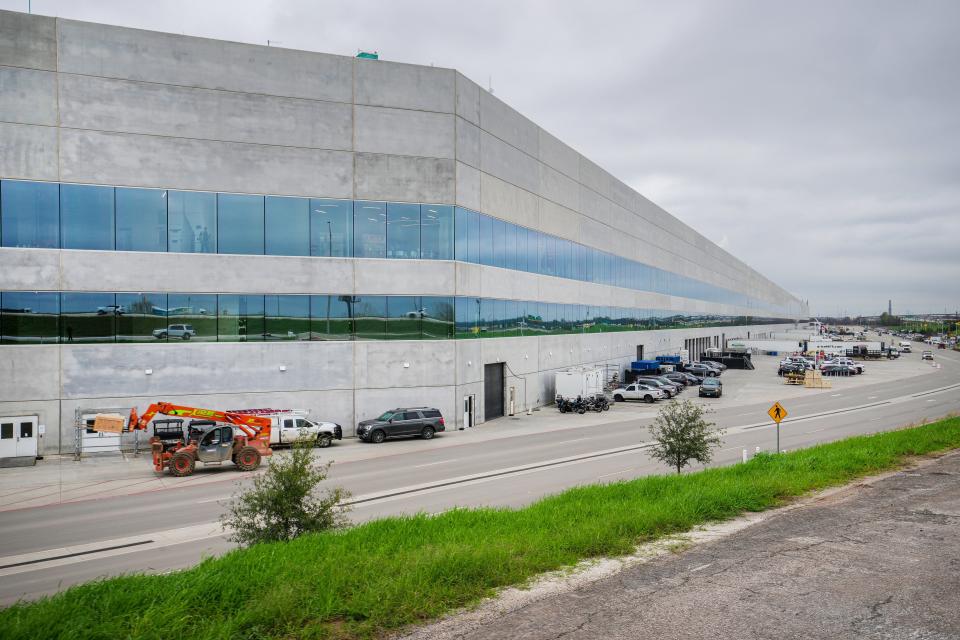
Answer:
0;415;38;459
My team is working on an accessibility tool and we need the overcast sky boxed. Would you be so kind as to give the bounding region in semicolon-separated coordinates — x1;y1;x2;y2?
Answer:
5;0;958;316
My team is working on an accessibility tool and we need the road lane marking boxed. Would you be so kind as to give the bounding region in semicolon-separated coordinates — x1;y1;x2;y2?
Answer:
555;437;590;445
868;396;878;399
414;459;461;469
598;468;633;479
831;394;842;397
690;563;713;572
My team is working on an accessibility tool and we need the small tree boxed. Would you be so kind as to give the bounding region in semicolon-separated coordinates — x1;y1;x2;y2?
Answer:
221;438;350;546
648;399;723;474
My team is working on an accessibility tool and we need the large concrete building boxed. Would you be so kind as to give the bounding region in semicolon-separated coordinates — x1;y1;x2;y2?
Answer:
0;10;806;458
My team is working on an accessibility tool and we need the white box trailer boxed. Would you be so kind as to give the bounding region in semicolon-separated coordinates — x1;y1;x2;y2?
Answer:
554;368;605;401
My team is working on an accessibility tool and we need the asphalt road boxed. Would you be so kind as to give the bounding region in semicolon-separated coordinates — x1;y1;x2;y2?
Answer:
422;450;960;640
1;347;958;605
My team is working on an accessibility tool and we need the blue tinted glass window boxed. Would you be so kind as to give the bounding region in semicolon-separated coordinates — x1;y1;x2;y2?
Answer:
61;292;116;343
455;297;480;338
421;205;453;260
421;296;454;339
492;218;506;268
0;291;59;344
60;184;114;250
455;207;470;262
478;214;493;266
387;296;422;339
505;223;519;271
265;295;310;341
166;294;217;341
168;191;216;253
265;196;309;256
116;188;167;252
386;203;420;259
479;298;496;337
218;294;265;341
115;292;168;342
311;198;353;257
310;295;354;340
354;295;386;340
218;193;264;255
1;180;59;248
354;201;386;258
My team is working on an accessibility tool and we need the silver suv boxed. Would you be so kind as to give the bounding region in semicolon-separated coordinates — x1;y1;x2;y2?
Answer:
153;324;197;340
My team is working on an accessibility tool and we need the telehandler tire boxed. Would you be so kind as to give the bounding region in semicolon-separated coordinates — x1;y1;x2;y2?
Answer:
169;452;196;477
234;446;262;472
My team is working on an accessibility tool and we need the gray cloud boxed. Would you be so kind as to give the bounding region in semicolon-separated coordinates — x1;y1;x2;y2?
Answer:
5;0;958;315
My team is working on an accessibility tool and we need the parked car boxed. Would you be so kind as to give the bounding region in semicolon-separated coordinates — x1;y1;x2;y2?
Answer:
152;324;196;340
357;407;445;443
635;376;683;397
778;362;807;376
821;357;864;374
96;304;126;315
699;378;723;398
683;362;719;377
821;363;857;376
701;359;727;371
612;383;665;403
663;371;699;387
922;350;934;360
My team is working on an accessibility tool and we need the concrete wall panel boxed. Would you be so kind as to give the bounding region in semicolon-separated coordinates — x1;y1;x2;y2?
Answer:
0;66;57;126
59;341;355;399
478;90;538;157
354;340;456;389
538;163;580;213
59;129;353;197
0;122;58;181
58;74;353;150
57;18;353;102
354;153;454;204
538;129;580;181
455;161;481;212
58;251;354;294
0;346;59;402
455;117;481;168
0;10;56;71
354;259;455;295
538;199;581;242
355;59;454;113
479;173;538;229
0;248;60;291
354;105;455;159
480;130;539;193
455;72;481;125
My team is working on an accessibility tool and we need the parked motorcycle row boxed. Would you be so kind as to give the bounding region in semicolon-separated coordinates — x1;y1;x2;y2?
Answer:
555;395;611;414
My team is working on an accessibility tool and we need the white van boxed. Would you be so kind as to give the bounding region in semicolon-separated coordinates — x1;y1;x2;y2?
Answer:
899;341;912;353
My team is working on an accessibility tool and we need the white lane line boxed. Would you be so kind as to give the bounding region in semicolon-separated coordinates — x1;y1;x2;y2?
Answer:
414;459;461;469
690;563;713;573
870;418;883;421
927;399;937;403
556;437;590;444
196;496;228;504
598;468;633;479
807;427;827;433
831;394;842;397
868;396;878;399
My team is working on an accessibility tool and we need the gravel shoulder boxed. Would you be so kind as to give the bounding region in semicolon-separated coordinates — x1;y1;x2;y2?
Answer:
402;450;960;640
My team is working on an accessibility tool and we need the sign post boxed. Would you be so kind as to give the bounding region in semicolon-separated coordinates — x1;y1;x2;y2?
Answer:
767;401;788;452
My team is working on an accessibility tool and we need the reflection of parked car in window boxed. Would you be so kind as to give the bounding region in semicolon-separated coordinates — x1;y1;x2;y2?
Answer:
404;309;429;319
153;324;197;340
96;305;126;315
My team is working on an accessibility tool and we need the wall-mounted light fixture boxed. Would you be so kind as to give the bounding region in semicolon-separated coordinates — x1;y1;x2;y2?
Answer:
403;362;410;368
144;369;153;375
279;365;287;372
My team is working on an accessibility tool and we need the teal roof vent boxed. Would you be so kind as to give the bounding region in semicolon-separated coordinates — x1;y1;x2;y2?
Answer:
356;50;379;60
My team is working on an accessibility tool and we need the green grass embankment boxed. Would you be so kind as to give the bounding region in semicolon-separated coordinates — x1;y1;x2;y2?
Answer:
4;416;960;639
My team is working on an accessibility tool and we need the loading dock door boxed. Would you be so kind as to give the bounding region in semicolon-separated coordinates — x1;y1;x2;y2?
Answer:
484;363;505;421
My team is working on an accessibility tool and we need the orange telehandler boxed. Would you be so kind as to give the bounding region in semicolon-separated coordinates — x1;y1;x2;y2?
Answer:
129;402;273;477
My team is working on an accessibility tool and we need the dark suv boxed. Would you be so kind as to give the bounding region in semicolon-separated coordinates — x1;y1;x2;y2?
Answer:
357;408;445;443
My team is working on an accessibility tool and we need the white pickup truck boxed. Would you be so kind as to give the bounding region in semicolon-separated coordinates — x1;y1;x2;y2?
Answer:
231;409;342;447
612;383;666;404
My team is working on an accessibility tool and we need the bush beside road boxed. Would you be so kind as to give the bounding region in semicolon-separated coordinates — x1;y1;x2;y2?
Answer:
3;416;960;640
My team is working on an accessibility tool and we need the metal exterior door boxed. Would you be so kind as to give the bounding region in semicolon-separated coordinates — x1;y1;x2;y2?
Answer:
484;363;504;421
0;416;38;459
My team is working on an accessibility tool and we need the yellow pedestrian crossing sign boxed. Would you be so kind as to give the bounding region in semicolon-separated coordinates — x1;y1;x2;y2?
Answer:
768;402;788;423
